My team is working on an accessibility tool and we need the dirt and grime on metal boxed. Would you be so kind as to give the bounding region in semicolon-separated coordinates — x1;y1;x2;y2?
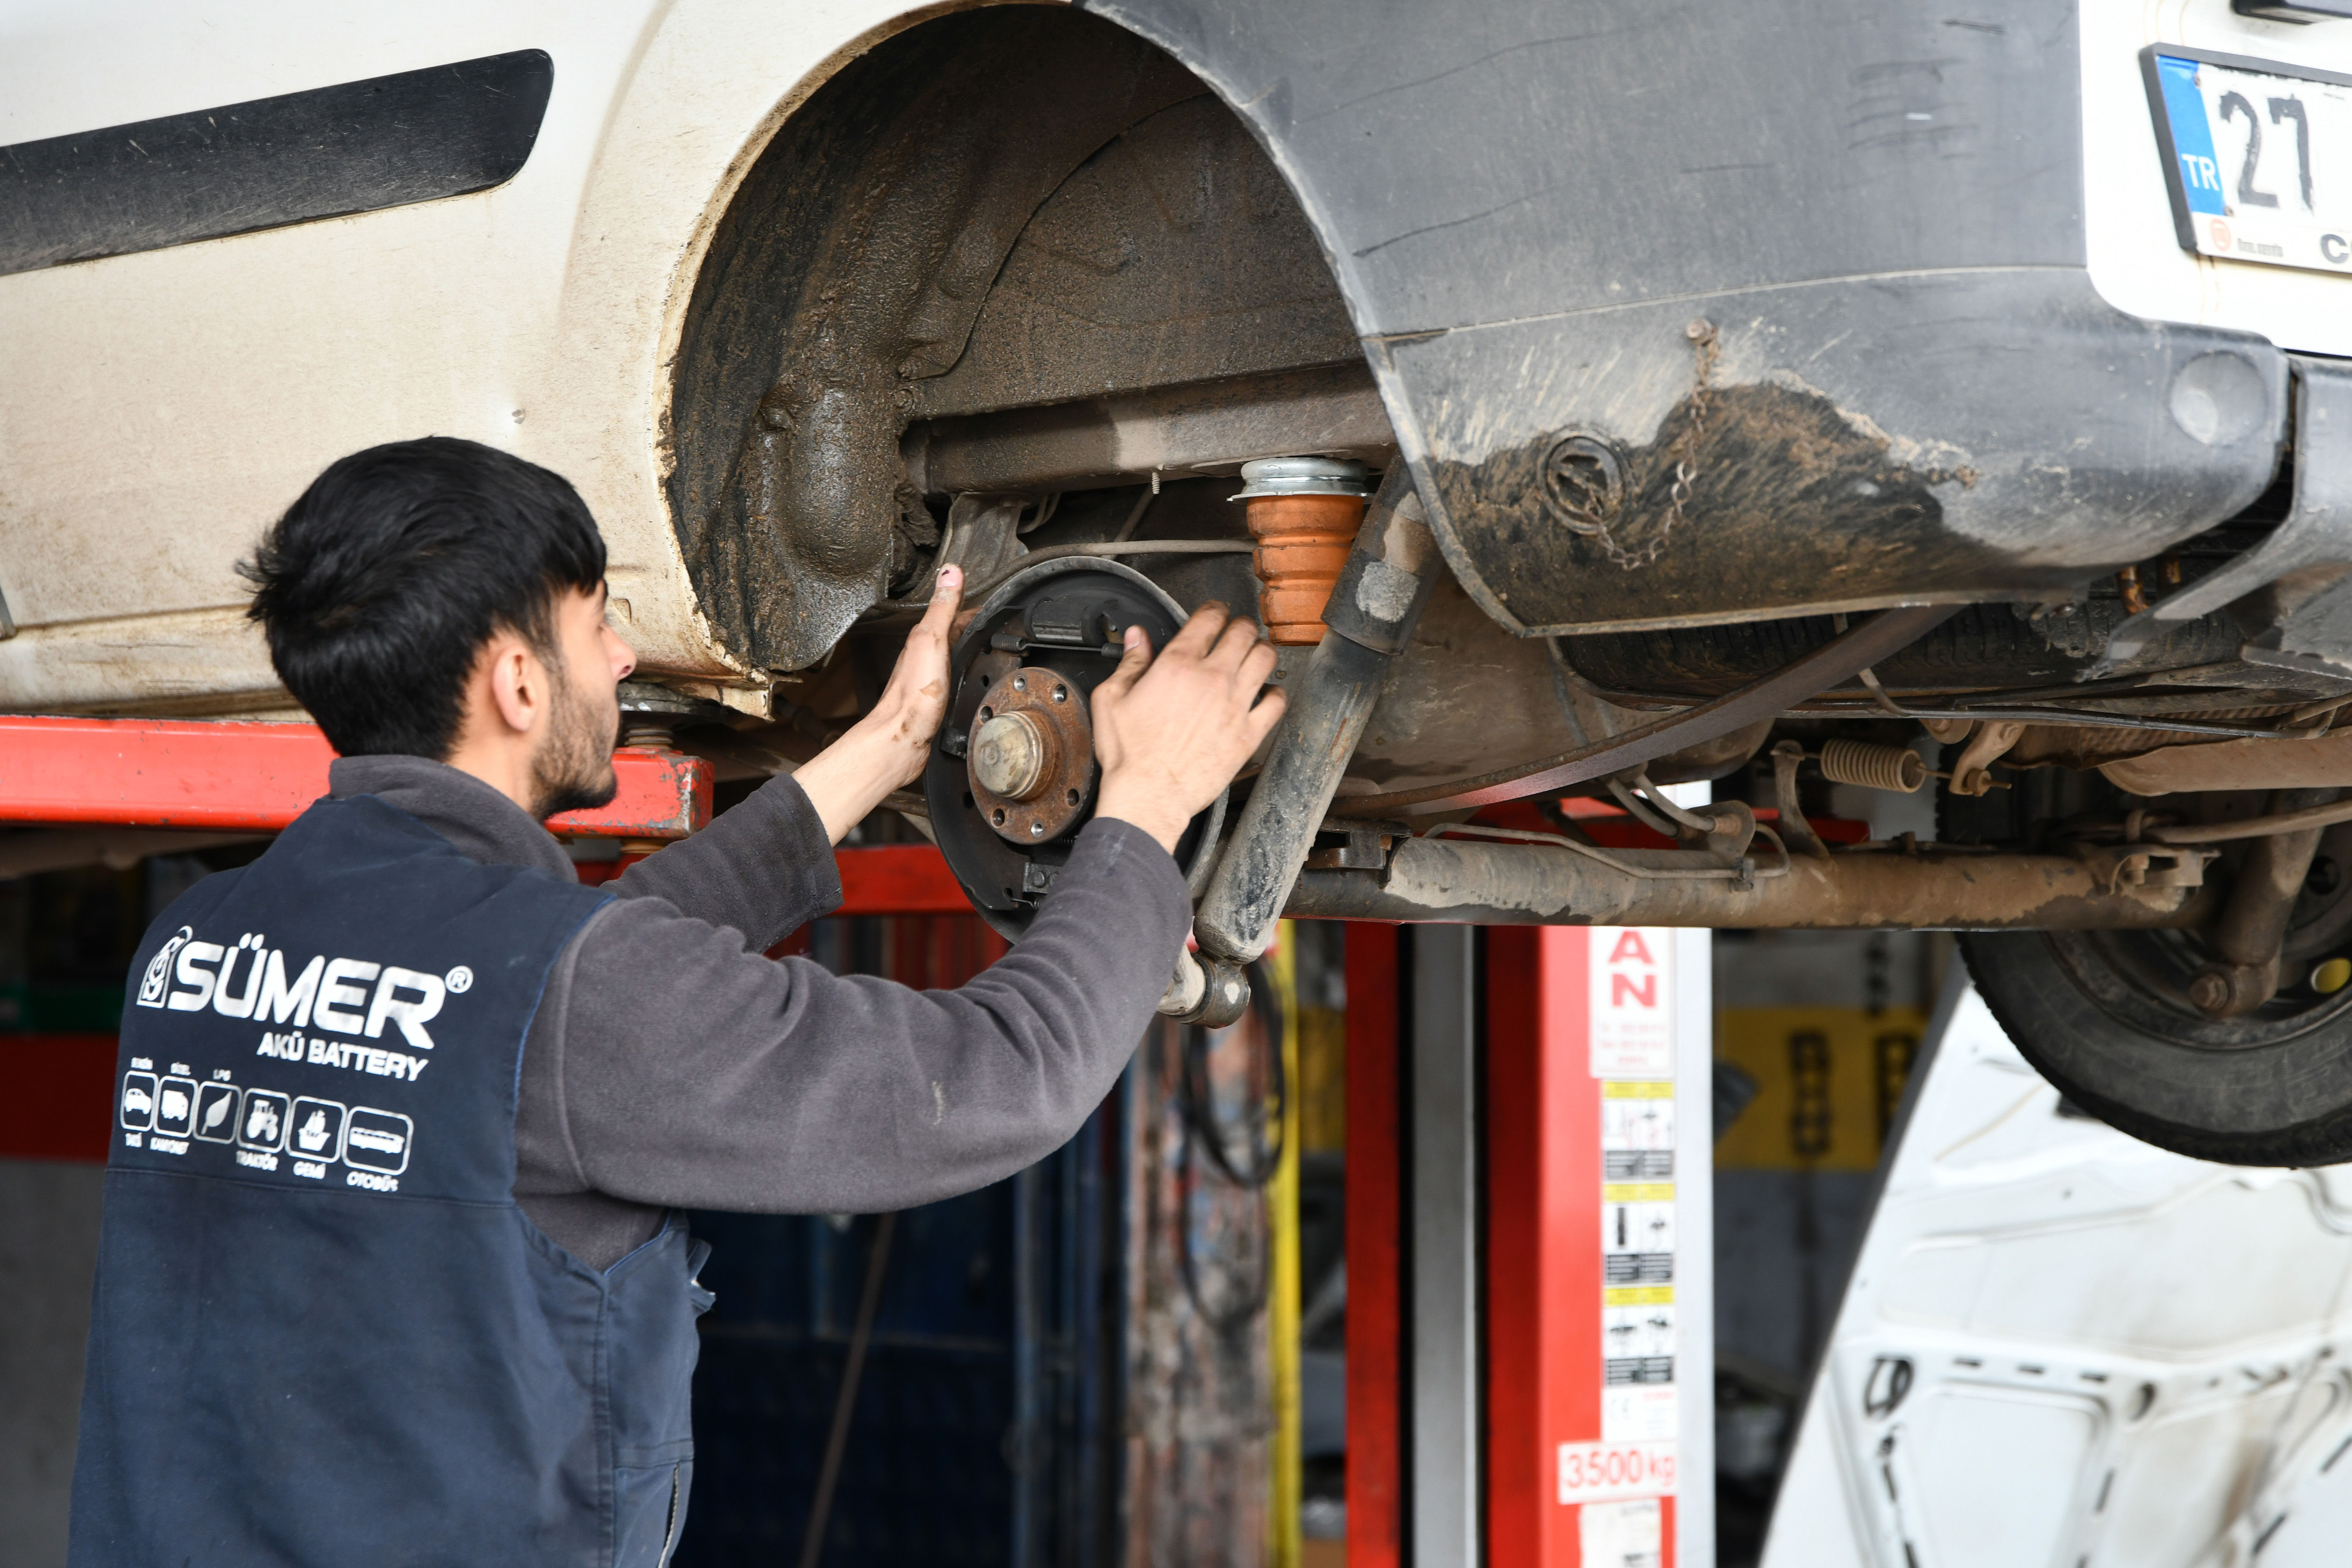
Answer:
1430;379;1993;634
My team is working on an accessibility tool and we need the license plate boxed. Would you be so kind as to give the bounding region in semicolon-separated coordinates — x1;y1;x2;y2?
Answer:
2141;44;2352;276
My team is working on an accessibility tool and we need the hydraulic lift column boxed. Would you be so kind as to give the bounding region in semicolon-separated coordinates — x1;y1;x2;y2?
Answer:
1483;926;1715;1568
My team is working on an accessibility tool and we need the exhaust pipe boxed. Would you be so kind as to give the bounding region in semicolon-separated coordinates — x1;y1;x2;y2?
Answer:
1282;834;2218;931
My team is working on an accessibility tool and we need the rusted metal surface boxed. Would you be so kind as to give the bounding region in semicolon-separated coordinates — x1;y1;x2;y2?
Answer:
1948;720;2027;797
1284;835;2216;931
2102;727;2352;795
1124;1017;1270;1568
1334;605;1959;816
1429;373;1987;629
967;667;1097;845
0;716;712;840
2188;790;2336;1018
926;559;1226;936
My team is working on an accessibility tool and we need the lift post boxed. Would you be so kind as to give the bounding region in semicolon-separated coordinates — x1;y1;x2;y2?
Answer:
1483;927;1716;1568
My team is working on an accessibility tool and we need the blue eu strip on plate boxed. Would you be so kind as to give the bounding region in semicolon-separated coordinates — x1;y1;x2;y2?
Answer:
2156;55;2228;219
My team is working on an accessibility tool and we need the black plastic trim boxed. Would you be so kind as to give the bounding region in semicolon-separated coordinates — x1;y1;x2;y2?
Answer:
0;49;553;277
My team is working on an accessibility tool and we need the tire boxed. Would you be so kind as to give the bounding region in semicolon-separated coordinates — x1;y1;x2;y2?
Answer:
1947;772;2352;1165
1960;927;2352;1165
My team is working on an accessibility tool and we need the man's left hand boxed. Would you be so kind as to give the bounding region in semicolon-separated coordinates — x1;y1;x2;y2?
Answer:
795;566;963;843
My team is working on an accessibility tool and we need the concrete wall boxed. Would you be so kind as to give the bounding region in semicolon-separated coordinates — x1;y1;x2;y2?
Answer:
1;1158;103;1568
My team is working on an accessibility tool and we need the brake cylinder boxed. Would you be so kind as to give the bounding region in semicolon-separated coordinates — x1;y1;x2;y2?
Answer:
1234;457;1375;643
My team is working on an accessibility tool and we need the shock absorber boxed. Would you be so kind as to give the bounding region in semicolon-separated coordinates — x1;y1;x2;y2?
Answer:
1194;465;1444;969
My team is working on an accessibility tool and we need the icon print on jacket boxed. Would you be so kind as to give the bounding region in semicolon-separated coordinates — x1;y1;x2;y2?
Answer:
288;1098;346;1161
154;1077;197;1138
194;1083;240;1143
119;1073;158;1132
343;1109;414;1176
135;927;192;1009
240;1091;290;1152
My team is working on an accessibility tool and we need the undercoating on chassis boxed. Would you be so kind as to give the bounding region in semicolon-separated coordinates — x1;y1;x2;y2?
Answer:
637;6;2352;1162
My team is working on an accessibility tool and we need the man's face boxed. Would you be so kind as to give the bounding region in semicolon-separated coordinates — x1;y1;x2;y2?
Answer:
529;585;637;820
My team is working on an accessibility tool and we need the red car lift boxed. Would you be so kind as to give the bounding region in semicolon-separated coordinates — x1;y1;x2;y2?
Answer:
0;714;1699;1568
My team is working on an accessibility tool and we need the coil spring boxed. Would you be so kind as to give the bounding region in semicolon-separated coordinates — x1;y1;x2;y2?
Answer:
1819;739;1928;794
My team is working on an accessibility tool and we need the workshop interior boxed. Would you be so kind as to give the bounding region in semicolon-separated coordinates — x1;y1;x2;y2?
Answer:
14;0;2352;1562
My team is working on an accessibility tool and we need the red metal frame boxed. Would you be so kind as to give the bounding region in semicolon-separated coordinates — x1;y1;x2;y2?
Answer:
0;715;712;838
1346;923;1404;1568
831;843;971;915
1487;928;1679;1568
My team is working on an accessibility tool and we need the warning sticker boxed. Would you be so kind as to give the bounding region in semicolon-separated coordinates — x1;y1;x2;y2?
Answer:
1603;1292;1676;1383
1601;1084;1675;1180
1602;1385;1680;1444
1578;1497;1662;1568
1589;930;1673;1078
1602;1185;1676;1285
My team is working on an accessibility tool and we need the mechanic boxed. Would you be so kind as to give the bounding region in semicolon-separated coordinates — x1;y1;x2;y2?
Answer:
68;437;1284;1566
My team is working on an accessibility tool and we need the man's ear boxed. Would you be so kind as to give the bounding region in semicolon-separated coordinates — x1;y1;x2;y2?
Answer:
480;635;544;739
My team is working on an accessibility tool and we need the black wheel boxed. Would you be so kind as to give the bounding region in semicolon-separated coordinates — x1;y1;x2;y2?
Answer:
1950;770;2352;1165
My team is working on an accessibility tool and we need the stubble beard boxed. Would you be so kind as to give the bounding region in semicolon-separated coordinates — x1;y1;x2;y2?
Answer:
529;658;621;820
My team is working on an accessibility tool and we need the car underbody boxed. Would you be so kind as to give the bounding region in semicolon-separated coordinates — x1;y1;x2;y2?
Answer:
10;1;2352;1162
622;8;2352;1166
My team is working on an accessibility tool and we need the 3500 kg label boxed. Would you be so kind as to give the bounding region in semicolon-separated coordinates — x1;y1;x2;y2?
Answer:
1557;1439;1676;1505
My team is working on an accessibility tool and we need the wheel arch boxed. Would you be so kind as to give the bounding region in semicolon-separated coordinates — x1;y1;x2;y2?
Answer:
653;2;1399;677
543;0;1039;689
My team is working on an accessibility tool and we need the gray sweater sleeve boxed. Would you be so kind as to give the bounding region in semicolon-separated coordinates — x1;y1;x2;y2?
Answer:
542;813;1188;1214
608;771;842;948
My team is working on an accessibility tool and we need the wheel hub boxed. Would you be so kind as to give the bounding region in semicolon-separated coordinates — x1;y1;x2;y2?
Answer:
922;558;1226;940
968;667;1094;843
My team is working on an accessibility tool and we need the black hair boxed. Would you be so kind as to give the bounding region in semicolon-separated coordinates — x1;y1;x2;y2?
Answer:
242;437;607;758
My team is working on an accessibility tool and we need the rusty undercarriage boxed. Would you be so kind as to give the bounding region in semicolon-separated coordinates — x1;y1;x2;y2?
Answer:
615;9;2352;1164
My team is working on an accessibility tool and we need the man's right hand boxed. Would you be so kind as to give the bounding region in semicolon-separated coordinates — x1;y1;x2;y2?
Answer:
1091;602;1287;854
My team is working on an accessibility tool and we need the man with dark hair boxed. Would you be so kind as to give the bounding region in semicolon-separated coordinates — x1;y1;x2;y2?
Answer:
70;436;1283;1566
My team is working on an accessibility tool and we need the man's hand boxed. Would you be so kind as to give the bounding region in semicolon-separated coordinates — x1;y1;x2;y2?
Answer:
1093;602;1287;853
795;566;962;843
